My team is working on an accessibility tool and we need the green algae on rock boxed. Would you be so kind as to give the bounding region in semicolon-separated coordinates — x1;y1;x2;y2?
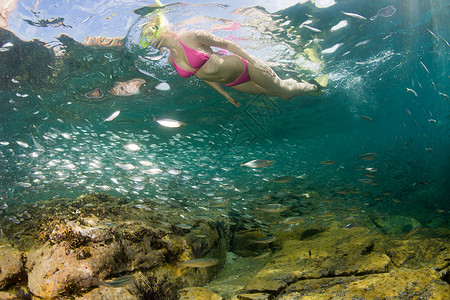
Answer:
237;223;450;299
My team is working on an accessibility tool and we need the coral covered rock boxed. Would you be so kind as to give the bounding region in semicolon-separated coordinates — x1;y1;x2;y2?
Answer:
0;245;25;289
179;286;223;300
279;269;450;299
26;241;121;298
240;224;450;299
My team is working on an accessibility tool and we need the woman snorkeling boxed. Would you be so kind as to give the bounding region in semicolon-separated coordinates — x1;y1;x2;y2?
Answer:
139;12;325;107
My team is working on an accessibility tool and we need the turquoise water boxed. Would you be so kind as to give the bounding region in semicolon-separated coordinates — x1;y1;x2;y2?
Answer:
0;0;449;228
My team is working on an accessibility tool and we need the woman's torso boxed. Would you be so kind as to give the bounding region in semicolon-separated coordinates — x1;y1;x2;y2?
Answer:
168;32;245;84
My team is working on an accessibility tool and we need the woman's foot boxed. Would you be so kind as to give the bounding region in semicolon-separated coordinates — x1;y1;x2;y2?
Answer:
309;79;324;90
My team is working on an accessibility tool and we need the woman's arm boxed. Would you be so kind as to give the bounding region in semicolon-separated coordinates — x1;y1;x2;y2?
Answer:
203;80;241;107
195;30;255;63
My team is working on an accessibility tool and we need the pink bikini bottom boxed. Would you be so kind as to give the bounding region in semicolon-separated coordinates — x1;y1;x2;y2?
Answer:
225;57;251;87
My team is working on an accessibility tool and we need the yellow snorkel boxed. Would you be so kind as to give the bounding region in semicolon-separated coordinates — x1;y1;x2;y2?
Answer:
139;0;168;48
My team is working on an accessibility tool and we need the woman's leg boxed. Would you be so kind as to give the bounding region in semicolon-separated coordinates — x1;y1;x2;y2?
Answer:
233;62;318;100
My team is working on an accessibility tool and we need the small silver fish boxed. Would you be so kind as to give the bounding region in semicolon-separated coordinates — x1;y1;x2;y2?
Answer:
7;216;20;224
251;236;277;244
31;135;44;151
302;24;322;32
134;204;151;211
176;223;192;230
178;258;220;268
259;203;288;213
104;110;120;122
268;176;293;183
16;141;29;148
252;251;271;259
438;34;450;47
342;11;367;20
123;143;141;152
343;223;358;230
241;159;274;168
359;115;373;121
438;91;449;98
143;168;163;175
154;117;185;128
330;20;348;32
115;163;135;170
406;87;418;97
426;28;439;41
282;216;303;224
357;153;378;160
0;43;13;52
419;61;430;74
296;173;307;179
61;132;72;139
98;276;134;288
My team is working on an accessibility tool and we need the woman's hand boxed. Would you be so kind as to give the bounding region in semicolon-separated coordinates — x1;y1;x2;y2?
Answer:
226;95;241;107
203;80;241;108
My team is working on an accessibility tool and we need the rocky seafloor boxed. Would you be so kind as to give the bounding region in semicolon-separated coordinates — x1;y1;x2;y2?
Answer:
0;193;449;299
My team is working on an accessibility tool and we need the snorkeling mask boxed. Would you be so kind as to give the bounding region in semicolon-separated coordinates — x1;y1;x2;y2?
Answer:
139;0;167;48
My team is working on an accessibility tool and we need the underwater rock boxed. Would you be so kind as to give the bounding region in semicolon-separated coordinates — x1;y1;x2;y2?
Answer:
383;235;450;269
0;291;16;300
109;78;146;96
0;245;25;289
47;219;114;244
237;223;450;299
155;82;170;91
237;293;274;300
0;193;230;298
370;215;422;235
279;269;449;299
75;284;135;300
179;286;223;300
84;88;104;99
243;225;391;295
114;223;169;273
26;241;122;298
25;219;184;298
82;36;124;47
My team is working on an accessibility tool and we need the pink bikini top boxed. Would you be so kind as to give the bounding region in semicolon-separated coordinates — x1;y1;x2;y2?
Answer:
171;38;211;78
